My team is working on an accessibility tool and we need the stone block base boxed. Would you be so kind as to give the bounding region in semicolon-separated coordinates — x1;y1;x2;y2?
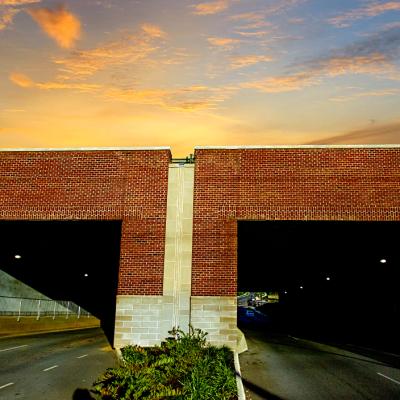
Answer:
190;296;238;349
114;295;239;350
114;295;174;348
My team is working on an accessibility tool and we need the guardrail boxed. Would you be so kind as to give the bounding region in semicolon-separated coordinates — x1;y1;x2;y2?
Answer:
0;295;92;321
171;154;195;164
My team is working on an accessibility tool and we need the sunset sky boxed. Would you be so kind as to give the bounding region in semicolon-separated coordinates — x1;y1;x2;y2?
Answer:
1;0;399;156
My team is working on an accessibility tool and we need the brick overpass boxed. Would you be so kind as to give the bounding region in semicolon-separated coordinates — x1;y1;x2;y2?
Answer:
1;145;399;350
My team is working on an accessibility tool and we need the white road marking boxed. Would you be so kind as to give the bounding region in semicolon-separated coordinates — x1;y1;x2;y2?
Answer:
77;354;88;359
0;345;28;352
43;365;58;372
378;372;400;385
0;382;14;390
288;335;299;341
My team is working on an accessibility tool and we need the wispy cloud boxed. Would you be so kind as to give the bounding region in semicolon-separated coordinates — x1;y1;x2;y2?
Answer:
234;30;270;38
54;24;165;79
230;54;273;69
322;53;394;76
207;36;241;49
0;0;40;30
103;85;225;111
0;6;18;30
329;1;400;28
230;0;306;23
191;0;230;15
330;88;400;102
10;72;101;91
243;26;400;93
140;23;167;38
229;11;271;29
9;71;236;112
9;72;33;87
262;0;308;16
242;72;317;93
0;0;40;5
228;3;303;41
27;4;81;48
307;121;400;144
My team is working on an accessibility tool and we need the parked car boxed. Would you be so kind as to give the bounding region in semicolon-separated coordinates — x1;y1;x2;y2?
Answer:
246;309;255;317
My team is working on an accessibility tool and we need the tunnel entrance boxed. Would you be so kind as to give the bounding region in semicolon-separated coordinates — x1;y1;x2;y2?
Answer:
238;220;400;353
0;220;121;344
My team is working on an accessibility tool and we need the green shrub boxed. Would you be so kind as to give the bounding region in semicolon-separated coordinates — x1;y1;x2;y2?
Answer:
93;326;237;400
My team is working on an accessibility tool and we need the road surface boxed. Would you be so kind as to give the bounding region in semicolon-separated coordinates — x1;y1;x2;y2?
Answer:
0;327;117;400
239;327;400;400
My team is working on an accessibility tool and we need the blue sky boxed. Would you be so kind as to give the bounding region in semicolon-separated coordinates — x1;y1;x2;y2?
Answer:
1;0;399;155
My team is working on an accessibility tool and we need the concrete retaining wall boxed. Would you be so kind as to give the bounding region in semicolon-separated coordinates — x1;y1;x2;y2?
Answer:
0;315;100;337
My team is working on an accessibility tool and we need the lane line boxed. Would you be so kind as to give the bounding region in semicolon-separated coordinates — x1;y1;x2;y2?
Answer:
0;345;28;353
0;382;14;390
377;372;400;385
43;365;58;372
77;354;88;359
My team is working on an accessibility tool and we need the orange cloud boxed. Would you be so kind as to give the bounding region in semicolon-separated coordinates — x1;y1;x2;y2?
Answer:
28;5;81;48
230;0;306;23
234;30;269;37
0;7;18;30
242;53;395;93
0;0;41;30
9;71;235;112
103;85;232;112
229;11;272;30
141;23;166;38
207;36;241;49
10;72;100;91
191;0;229;15
9;72;34;87
329;1;400;27
330;88;400;102
322;53;393;76
242;72;317;93
230;54;273;69
54;27;164;79
0;0;40;4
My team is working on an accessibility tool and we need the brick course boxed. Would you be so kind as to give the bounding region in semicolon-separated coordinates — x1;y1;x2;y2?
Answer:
0;149;171;296
192;147;400;296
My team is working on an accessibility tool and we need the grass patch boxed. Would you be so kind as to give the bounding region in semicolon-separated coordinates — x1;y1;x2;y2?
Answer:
93;327;238;399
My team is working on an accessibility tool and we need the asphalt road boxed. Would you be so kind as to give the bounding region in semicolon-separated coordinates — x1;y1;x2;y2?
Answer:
0;328;117;400
239;326;400;400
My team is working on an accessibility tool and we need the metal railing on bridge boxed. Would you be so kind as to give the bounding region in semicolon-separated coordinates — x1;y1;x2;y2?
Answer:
171;154;195;164
0;295;92;321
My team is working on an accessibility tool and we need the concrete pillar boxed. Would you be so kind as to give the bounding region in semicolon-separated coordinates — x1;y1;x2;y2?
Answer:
114;163;194;348
114;162;240;350
163;163;194;332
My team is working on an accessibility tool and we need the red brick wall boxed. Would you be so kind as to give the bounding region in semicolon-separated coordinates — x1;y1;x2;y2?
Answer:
192;147;400;296
0;149;171;295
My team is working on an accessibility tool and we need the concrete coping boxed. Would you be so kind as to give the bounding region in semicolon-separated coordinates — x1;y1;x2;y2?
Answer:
194;144;400;150
168;163;195;168
0;146;171;152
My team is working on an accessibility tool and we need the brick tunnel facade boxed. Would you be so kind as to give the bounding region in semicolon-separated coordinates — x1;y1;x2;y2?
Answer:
1;145;399;349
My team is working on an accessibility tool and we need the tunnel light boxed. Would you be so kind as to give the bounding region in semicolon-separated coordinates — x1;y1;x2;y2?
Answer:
14;254;21;259
326;277;331;281
300;286;304;290
84;273;89;277
380;259;387;264
284;291;288;294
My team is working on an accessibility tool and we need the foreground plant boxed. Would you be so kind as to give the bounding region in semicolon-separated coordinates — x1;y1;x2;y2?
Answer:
93;326;237;400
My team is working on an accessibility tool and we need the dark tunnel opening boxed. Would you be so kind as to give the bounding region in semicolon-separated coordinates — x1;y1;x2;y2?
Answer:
0;220;122;345
238;220;400;354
